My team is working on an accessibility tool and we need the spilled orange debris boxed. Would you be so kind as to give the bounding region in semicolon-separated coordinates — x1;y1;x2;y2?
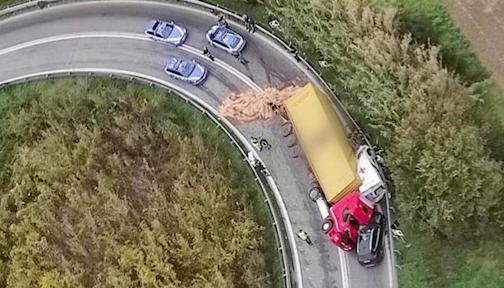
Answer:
219;85;300;123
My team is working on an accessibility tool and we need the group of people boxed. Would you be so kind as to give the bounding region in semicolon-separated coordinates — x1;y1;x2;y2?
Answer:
242;14;256;33
218;13;256;33
203;46;247;65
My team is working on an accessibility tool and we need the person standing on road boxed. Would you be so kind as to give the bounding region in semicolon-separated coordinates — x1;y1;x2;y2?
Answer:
297;229;313;245
248;18;256;33
202;47;215;61
243;14;256;33
250;137;262;151
218;14;228;27
234;52;249;65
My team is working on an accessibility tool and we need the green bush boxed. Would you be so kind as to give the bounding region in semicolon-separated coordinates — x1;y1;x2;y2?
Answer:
0;78;273;287
377;0;488;84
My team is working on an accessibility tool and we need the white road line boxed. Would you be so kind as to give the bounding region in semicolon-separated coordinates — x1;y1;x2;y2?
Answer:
339;249;350;288
0;67;303;288
0;32;263;92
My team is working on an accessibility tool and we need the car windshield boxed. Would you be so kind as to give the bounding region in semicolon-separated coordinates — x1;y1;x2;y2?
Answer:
157;23;173;38
222;33;239;48
358;229;372;254
175;60;195;77
213;27;226;40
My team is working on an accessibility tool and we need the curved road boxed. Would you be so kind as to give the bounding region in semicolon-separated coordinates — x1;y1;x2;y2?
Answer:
0;1;393;287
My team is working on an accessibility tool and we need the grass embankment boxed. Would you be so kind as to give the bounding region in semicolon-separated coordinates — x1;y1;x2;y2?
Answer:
0;78;279;287
375;1;504;287
211;0;504;287
0;0;30;9
207;0;269;23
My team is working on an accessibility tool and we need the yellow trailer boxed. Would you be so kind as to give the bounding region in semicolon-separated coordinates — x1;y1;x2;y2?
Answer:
283;84;361;203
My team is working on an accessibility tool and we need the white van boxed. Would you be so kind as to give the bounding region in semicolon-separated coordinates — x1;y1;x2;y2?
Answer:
356;145;387;204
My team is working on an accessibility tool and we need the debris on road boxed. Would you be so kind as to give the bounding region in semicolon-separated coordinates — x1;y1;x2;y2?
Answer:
219;85;300;122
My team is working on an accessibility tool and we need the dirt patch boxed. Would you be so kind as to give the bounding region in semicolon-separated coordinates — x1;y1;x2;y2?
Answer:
446;0;504;86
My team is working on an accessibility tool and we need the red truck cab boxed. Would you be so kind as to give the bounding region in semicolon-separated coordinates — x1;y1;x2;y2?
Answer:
322;192;374;251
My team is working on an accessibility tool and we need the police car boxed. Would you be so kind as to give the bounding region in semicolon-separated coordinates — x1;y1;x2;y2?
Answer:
145;20;187;46
206;25;246;55
164;57;207;85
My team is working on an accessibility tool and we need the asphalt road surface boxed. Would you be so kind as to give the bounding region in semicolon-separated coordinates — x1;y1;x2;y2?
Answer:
0;1;393;287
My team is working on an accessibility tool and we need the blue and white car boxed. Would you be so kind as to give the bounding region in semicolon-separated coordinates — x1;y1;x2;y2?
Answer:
164;57;207;85
206;25;246;55
145;20;187;46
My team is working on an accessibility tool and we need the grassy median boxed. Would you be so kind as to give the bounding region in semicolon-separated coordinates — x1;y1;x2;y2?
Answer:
0;78;280;287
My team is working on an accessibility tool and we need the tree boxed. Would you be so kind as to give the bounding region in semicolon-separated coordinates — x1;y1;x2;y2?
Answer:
0;78;272;287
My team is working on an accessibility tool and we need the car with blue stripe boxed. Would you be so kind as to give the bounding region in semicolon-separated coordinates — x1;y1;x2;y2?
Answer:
145;20;187;46
164;57;207;85
206;25;246;55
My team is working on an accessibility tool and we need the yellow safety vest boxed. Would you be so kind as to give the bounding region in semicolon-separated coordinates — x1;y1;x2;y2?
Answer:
298;231;308;241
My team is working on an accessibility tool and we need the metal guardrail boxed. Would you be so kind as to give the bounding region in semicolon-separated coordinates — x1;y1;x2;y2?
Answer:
0;69;295;288
0;0;399;287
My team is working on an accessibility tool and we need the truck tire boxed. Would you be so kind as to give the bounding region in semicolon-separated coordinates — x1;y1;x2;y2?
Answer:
309;187;322;202
322;218;333;234
289;146;302;158
281;123;293;137
286;134;297;148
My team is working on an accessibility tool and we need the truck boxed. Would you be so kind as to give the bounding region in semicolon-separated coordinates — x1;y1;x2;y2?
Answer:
283;84;385;251
357;145;388;204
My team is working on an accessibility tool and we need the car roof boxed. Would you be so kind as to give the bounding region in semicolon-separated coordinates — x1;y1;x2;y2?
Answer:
212;26;229;41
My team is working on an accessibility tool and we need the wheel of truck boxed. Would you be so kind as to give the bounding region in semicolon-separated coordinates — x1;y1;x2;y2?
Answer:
322;218;333;234
286;134;297;148
308;187;322;202
308;172;318;186
281;123;293;137
289;146;302;158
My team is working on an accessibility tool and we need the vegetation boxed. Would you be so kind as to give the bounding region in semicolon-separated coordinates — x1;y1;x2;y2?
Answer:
207;0;269;23
0;0;28;9
377;0;487;84
396;223;504;288
377;0;504;161
210;0;504;286
0;78;274;287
